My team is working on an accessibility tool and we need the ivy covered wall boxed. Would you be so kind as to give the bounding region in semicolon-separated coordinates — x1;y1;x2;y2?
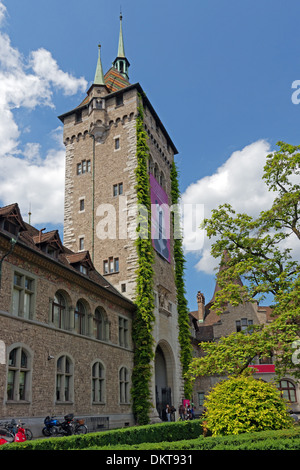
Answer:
170;162;193;399
131;97;192;425
131;101;155;424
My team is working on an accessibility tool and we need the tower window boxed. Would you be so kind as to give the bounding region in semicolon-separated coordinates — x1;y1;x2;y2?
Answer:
103;260;108;274
103;257;119;275
79;237;84;251
77;160;91;175
115;138;120;150
79;199;85;211
113;183;123;196
75;110;82;123
116;94;123;107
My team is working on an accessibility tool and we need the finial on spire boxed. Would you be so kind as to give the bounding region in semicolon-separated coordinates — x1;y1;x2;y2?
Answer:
118;11;125;58
94;44;105;85
113;11;130;80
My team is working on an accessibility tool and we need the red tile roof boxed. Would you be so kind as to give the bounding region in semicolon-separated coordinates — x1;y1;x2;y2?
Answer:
0;203;131;304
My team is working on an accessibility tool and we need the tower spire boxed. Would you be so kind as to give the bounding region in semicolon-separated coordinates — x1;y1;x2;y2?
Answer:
94;44;105;86
118;12;126;58
113;12;130;80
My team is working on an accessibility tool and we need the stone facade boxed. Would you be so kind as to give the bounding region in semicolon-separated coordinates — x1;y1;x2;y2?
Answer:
0;22;187;433
0;204;135;436
59;76;184;418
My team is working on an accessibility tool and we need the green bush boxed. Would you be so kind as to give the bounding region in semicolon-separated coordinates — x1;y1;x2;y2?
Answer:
203;376;294;436
84;427;300;450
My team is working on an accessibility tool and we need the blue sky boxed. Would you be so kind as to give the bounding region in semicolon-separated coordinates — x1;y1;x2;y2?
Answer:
1;0;300;311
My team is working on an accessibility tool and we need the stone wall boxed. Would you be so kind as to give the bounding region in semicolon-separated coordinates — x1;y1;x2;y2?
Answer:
0;239;135;436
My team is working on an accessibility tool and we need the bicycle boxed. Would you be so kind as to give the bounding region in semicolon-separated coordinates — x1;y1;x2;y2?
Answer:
72;418;88;435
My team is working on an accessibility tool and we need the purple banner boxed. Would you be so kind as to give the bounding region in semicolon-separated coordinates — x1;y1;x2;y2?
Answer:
150;173;171;263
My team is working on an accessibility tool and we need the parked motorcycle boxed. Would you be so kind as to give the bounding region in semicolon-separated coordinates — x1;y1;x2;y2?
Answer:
42;414;74;437
14;423;26;443
42;416;61;436
56;413;74;436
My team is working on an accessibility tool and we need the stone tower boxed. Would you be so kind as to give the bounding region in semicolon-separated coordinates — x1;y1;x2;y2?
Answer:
59;15;184;419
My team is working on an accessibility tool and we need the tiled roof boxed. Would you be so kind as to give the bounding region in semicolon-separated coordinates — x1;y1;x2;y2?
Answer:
0;203;26;231
104;67;130;92
0;203;132;304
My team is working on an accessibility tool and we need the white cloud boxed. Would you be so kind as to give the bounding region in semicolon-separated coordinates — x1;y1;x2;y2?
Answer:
0;129;65;225
30;48;87;96
0;1;88;226
0;1;6;26
181;140;275;274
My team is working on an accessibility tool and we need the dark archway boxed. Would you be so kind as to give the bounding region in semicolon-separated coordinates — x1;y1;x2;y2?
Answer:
155;344;172;420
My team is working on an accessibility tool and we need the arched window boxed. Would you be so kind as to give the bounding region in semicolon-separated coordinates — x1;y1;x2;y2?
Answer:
159;171;165;189
94;307;107;340
92;361;105;403
119;367;129;403
52;292;67;329
278;380;297;403
7;346;31;401
75;300;86;335
56;355;73;402
148;155;153;174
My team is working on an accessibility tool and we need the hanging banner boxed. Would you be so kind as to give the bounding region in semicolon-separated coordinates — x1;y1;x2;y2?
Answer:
150;174;171;263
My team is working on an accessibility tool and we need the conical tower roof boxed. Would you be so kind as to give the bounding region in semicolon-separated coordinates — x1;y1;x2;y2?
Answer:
113;13;130;80
117;13;126;58
94;44;105;85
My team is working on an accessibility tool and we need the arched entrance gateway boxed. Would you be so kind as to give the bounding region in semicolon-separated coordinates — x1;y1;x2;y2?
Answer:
154;342;176;420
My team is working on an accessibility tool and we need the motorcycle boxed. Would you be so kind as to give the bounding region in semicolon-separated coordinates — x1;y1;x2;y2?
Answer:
0;419;29;444
42;416;61;437
42;414;74;437
14;423;26;443
56;413;74;436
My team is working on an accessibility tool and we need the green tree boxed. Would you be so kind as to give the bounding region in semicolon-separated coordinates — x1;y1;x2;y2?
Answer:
203;376;294;436
187;142;300;382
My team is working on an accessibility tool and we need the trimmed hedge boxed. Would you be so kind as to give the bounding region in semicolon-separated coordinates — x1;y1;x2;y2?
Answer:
2;421;300;451
83;427;300;450
0;419;204;451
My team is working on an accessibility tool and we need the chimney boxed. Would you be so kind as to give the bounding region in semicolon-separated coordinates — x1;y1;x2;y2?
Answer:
196;291;205;323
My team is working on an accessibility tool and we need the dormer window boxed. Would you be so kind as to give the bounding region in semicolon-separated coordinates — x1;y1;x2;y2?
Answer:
3;220;19;236
40;245;57;258
66;251;94;277
0;203;26;237
79;265;88;275
33;230;64;259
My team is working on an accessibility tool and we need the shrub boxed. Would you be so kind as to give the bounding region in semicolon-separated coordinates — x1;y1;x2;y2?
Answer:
0;419;204;451
203;376;294;436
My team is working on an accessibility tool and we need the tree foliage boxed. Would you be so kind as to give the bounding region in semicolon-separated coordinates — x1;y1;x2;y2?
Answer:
203;376;294;436
187;141;300;382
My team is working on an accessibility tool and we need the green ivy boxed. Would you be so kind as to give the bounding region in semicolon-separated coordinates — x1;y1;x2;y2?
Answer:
131;99;193;423
131;99;155;425
170;161;193;399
